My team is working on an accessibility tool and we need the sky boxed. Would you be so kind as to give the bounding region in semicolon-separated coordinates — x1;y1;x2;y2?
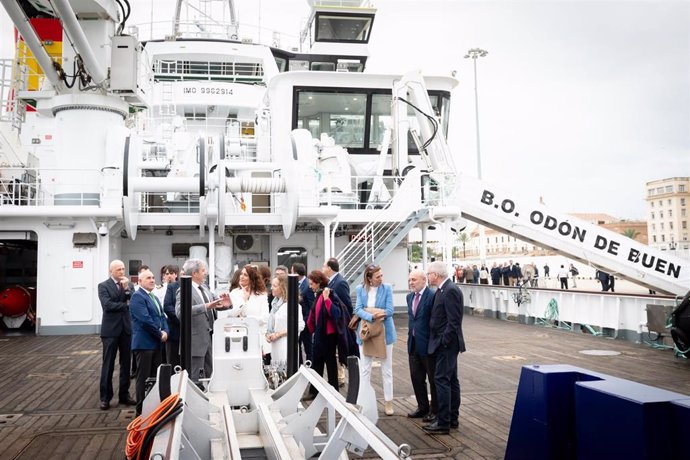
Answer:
1;0;688;220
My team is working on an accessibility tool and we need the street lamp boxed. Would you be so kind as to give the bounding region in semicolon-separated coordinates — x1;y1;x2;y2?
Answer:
464;48;488;262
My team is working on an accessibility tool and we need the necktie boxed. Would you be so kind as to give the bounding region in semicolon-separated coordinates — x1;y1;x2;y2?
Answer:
199;286;210;303
148;292;162;315
199;287;215;324
412;292;421;316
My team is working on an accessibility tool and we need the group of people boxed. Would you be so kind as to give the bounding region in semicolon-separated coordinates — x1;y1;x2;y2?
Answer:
405;262;466;434
97;257;361;415
455;261;527;286
97;256;466;435
97;260;194;415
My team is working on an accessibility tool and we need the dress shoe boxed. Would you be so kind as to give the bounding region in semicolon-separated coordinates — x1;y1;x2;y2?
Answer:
451;420;459;429
384;401;394;416
119;397;137;406
422;422;449;435
99;401;110;410
422;412;437;423
407;409;428;418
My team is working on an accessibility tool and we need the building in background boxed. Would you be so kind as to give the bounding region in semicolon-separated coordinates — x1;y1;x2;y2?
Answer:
645;177;690;254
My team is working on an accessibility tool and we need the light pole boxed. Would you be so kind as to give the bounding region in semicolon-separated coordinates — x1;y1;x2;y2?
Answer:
464;47;488;263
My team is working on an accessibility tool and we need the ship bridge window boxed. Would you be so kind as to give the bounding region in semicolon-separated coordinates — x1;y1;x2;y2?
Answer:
315;12;374;43
311;62;336;71
369;94;449;150
297;91;367;148
289;60;310;71
294;87;451;154
337;59;364;72
275;57;287;72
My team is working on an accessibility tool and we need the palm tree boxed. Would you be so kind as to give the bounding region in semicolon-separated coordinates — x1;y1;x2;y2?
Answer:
622;228;640;241
457;232;470;258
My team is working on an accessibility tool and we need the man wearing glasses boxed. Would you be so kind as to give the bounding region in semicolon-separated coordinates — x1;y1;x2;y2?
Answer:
423;261;466;435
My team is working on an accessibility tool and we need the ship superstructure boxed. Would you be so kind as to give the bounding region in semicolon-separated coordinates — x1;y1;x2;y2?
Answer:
0;0;687;336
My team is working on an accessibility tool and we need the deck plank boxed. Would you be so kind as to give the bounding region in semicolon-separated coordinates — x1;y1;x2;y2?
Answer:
2;312;690;459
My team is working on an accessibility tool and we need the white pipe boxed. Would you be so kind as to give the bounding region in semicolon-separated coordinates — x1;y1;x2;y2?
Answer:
51;0;108;85
299;206;339;219
209;228;216;290
225;177;285;193
421;224;428;270
318;217;334;260
130;177;200;193
222;162;280;171
1;0;65;90
0;207;120;217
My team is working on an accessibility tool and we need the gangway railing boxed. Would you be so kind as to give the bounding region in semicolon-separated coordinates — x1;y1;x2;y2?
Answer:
455;174;689;296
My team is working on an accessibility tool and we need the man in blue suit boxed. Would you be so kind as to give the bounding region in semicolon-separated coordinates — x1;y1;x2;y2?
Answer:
323;257;353;315
323;257;353;387
423;261;466;435
97;259;136;410
406;269;437;422
130;268;169;415
292;262;315;364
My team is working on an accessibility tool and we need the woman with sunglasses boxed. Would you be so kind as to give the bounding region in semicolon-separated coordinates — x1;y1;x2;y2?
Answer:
354;264;396;416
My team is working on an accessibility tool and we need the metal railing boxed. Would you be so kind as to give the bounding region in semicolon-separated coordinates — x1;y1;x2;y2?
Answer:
0;168;103;206
337;206;429;287
153;59;265;83
129;20;301;51
0;176;41;206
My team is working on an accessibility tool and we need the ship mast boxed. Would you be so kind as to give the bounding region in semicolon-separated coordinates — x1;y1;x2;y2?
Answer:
172;0;238;39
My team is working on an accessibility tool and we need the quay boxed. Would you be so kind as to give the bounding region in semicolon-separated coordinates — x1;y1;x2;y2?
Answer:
1;312;689;459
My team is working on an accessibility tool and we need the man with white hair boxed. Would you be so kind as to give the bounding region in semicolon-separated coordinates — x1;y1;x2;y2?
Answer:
406;269;437;422
176;258;230;386
423;261;466;435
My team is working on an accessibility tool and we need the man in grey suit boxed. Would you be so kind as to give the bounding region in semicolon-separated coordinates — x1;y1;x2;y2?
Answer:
176;258;230;385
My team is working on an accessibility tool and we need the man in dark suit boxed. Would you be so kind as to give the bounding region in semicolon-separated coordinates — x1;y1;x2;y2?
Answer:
406;269;437;422
130;268;169;415
323;257;352;386
292;262;314;364
163;266;181;368
323;257;352;315
423;261;466;435
176;258;230;385
97;259;136;410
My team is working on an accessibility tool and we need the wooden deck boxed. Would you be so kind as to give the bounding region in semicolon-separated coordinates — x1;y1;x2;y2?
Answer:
2;313;690;459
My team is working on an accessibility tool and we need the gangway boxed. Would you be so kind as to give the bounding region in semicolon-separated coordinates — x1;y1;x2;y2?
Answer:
395;71;688;296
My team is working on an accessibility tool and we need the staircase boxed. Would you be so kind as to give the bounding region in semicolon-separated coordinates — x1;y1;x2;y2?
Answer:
337;206;430;290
